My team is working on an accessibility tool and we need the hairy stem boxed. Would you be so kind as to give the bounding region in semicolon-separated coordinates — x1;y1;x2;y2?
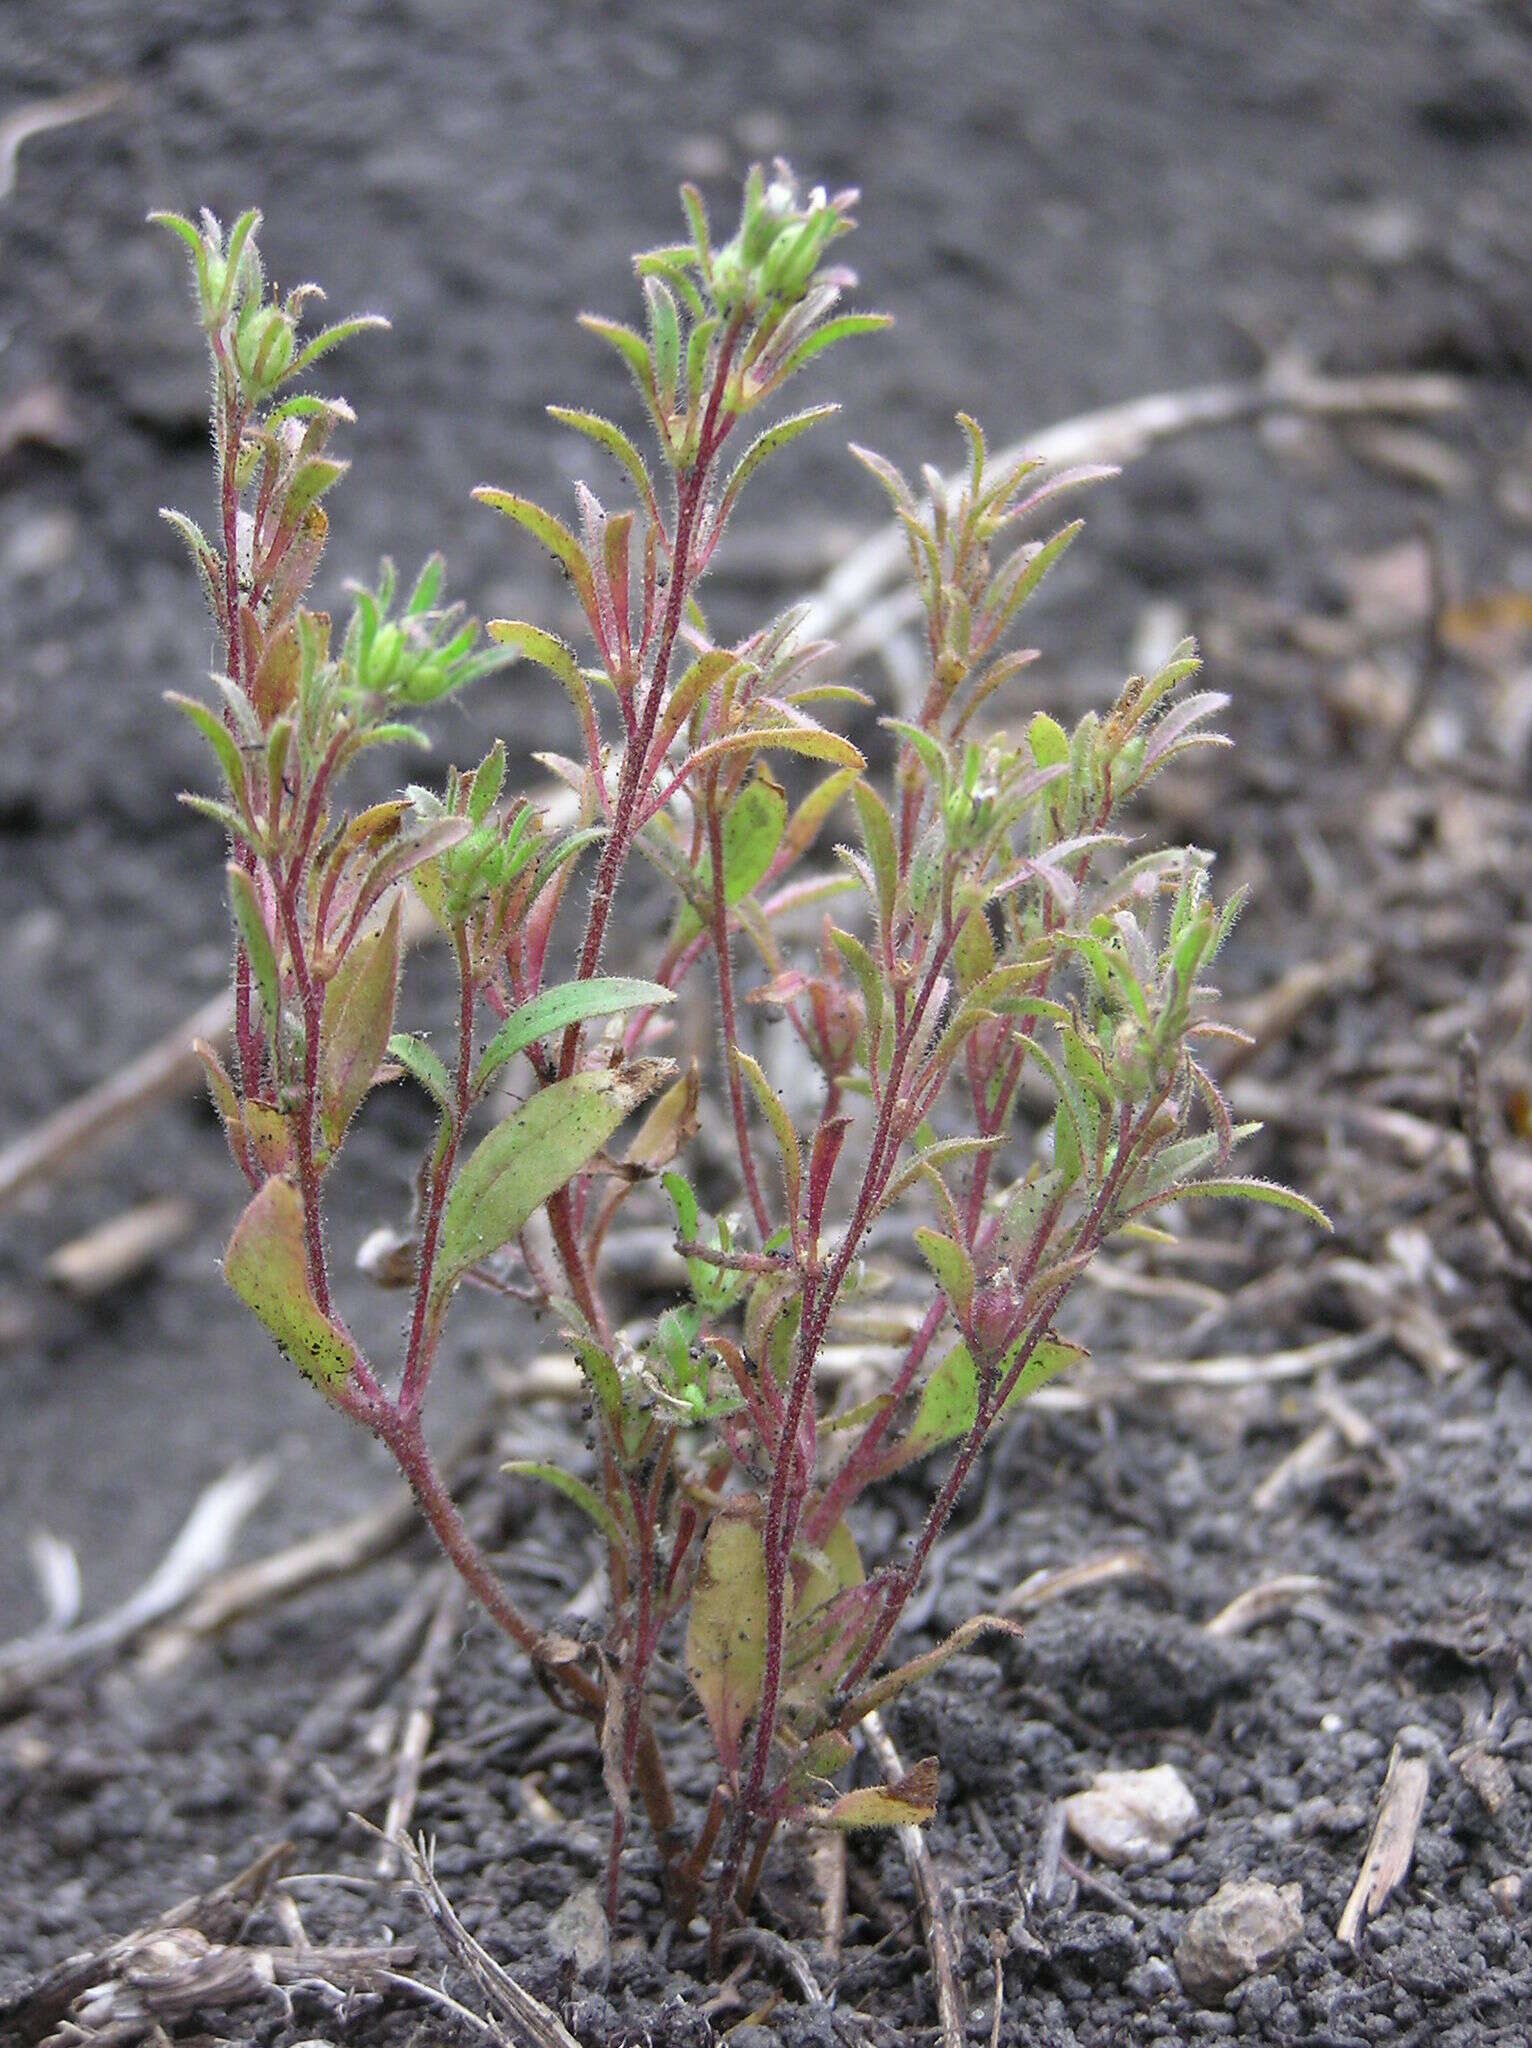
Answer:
708;785;773;1240
399;926;476;1419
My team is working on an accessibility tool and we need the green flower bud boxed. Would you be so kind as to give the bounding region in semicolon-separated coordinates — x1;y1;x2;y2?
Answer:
364;621;403;690
234;305;295;398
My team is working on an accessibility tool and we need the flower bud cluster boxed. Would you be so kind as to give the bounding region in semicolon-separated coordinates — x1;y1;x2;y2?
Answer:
710;161;858;319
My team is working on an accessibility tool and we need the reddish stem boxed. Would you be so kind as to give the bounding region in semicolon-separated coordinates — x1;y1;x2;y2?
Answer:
399;926;476;1419
707;786;773;1242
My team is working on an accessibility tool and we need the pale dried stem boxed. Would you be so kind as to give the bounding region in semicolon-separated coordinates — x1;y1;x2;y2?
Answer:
863;1709;963;2048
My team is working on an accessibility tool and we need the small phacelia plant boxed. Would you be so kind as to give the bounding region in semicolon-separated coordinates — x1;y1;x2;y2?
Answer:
156;168;1323;1944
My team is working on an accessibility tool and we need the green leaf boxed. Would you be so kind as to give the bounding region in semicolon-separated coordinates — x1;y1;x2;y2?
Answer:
432;1060;669;1306
546;406;658;519
149;209;210;301
716;404;838;527
226;864;281;1038
287;313;390;378
502;1460;624;1547
732;1047;802;1223
850;782;897;935
166;691;248;806
576;313;654;398
681;709;865;778
181;793;259;847
778;767;860;873
572;1338;623;1423
486;619;597;742
1132;1177;1332;1229
881;716;950;788
319;898;402;1149
952;903;996;990
913;1227;975;1321
773;312;893;386
159;511;220;613
819;1757;938;1830
982;521;1084;638
684;1515;770;1774
1029;711;1070;770
219;208;262;316
1137;1123;1263;1201
387;1032;453;1114
793;1518;865;1630
475;977;674;1092
472;489;597;622
876;1135;999;1216
282;455;348;521
675;769;788;944
644;276;680;408
661;1167;700;1244
907;1333;1086;1452
223;1178;354;1397
848;442;916;516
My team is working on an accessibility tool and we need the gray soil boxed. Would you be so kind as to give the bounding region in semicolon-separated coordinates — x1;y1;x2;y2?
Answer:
2;4;1531;2044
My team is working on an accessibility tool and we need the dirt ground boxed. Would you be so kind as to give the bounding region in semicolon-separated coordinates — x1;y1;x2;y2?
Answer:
2;3;1531;2043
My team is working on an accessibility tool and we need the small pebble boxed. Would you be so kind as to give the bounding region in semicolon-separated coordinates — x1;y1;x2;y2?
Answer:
1489;1873;1522;1919
546;1880;610;1987
1176;1879;1304;2005
1063;1763;1199;1868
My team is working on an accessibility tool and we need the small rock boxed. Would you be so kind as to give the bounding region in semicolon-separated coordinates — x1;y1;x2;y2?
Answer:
1063;1764;1199;1868
1125;1955;1179;2003
1489;1874;1522;1919
546;1880;610;1987
1175;1879;1303;2005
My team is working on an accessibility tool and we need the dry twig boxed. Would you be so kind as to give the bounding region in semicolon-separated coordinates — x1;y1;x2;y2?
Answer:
1204;1575;1332;1638
1337;1729;1433;1947
45;1196;192;1299
137;1413;493;1672
0;1460;275;1707
0;83;125;200
391;1829;583;2048
862;1708;963;2048
376;1569;466;1874
1000;1547;1164;1619
1460;1032;1532;1267
0;1842;333;2047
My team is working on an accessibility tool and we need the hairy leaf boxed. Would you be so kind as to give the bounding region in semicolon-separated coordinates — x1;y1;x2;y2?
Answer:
476;978;674;1092
907;1333;1086;1452
223;1178;354;1397
226;864;281;1038
387;1032;454;1114
732;1046;802;1223
1131;1177;1331;1228
473;489;598;626
838;1614;1022;1725
319;897;402;1149
433;1061;668;1306
913;1227;975;1322
166;692;248;807
502;1461;625;1548
685;1515;770;1775
675;769;788;943
819;1757;938;1830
